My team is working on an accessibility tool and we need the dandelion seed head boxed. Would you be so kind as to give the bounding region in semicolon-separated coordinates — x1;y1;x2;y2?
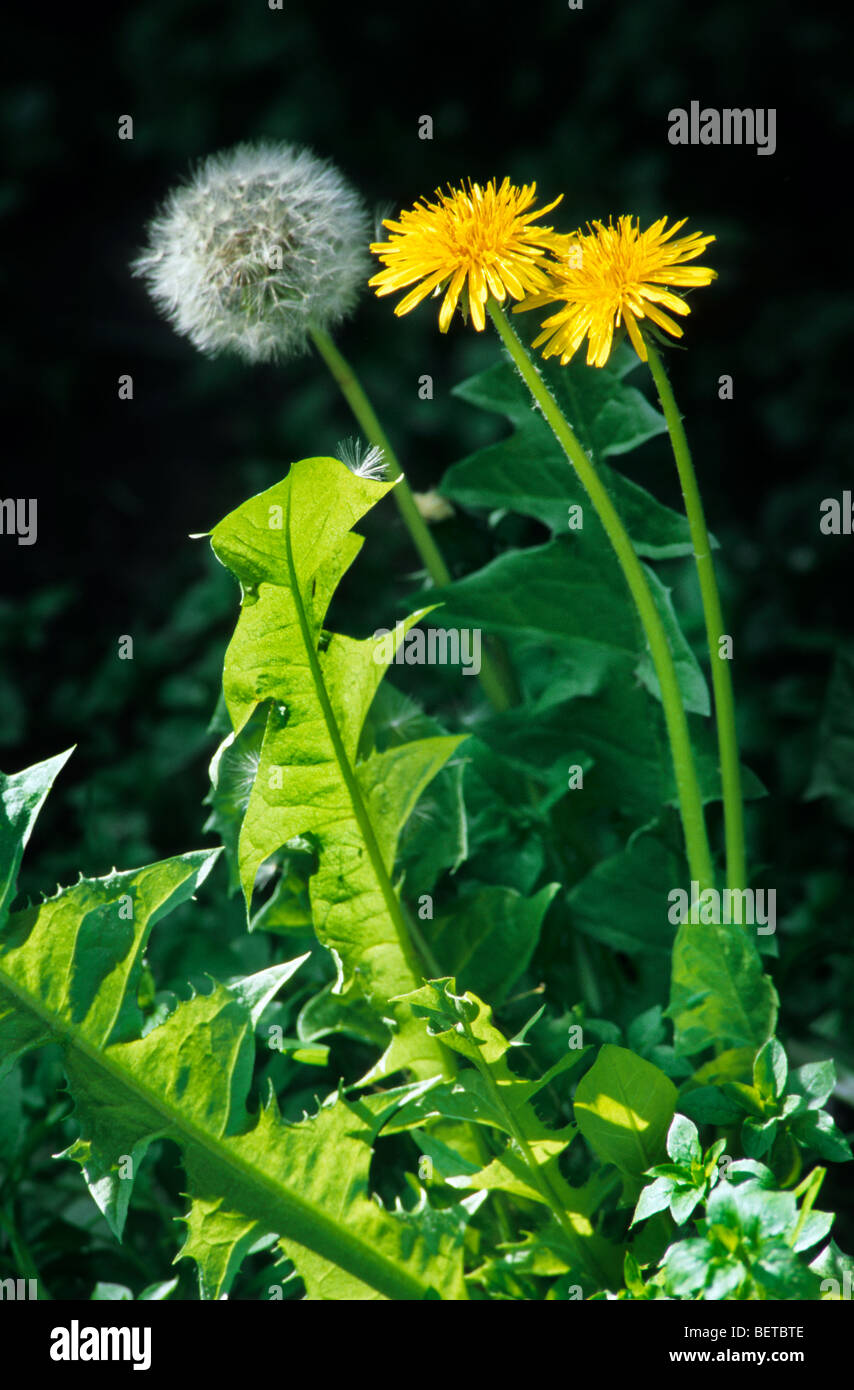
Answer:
132;141;372;363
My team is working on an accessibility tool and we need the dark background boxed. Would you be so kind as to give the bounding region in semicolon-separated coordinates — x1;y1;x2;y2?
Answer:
2;0;853;1247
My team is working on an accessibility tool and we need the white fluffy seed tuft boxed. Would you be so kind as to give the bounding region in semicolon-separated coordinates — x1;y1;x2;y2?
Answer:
132;142;372;363
336;438;388;480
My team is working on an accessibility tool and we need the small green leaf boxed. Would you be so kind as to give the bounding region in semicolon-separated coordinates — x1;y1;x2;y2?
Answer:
568;829;683;957
792;1210;835;1255
666;1114;702;1165
792;1059;836;1109
742;1116;778;1158
753;1037;788;1102
794;1110;853;1163
90;1282;133;1301
574;1045;678;1177
631;1176;675;1226
669;1186;704;1225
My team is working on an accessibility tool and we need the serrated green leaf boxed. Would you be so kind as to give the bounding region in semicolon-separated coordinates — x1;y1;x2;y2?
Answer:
424;537;709;717
568;828;683;956
209;459;467;1079
0;748;74;923
178;1085;467;1301
395;979;621;1287
0;846;222;1086
669;918;778;1057
6;918;464;1302
0;773;467;1301
446;345;703;560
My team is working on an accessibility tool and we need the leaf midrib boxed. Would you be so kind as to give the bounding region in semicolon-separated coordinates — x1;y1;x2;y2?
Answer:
281;484;438;1004
0;961;430;1301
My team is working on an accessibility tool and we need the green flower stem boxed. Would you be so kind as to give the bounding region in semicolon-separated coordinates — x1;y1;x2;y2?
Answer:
310;325;451;584
488;300;714;892
644;340;746;894
309;324;513;713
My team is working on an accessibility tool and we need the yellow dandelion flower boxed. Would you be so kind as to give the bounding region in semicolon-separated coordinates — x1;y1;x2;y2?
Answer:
369;178;569;333
518;215;716;368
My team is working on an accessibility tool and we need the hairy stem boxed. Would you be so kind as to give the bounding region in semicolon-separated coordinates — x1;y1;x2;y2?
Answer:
644;340;746;893
487;300;714;892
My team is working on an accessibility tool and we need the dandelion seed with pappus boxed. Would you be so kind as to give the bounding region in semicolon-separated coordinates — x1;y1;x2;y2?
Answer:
132;141;371;363
336;438;388;481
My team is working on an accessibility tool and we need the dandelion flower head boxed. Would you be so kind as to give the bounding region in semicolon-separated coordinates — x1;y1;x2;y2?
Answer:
369;178;570;332
132;141;371;363
520;215;716;367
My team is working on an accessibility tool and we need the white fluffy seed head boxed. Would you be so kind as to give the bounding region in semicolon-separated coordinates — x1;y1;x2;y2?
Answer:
132;141;372;363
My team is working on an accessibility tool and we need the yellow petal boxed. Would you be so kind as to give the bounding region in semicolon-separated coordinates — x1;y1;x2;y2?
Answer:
624;311;647;360
438;266;467;332
395;269;451;316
